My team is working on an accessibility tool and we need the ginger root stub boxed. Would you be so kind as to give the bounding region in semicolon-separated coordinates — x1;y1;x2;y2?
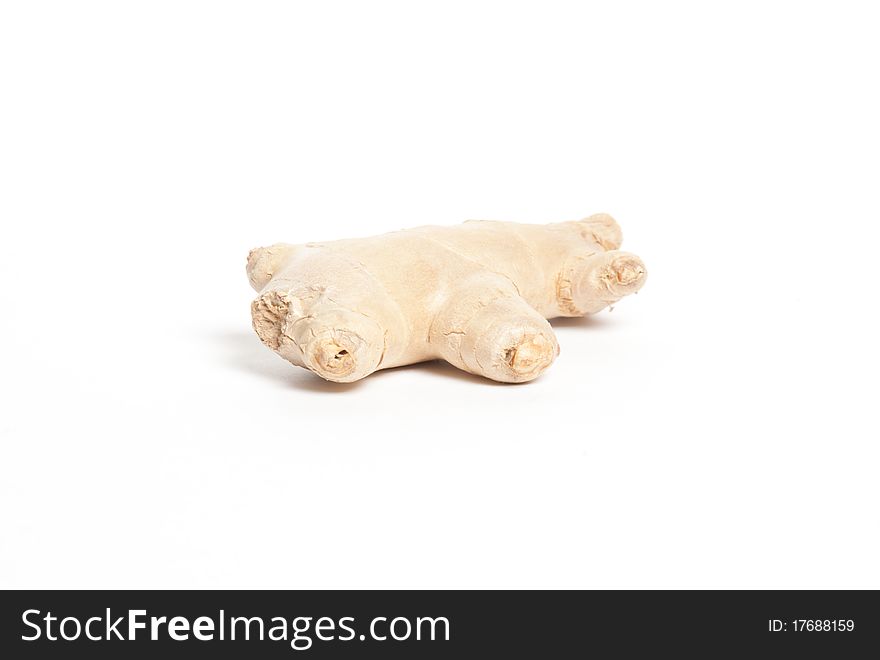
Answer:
246;213;647;383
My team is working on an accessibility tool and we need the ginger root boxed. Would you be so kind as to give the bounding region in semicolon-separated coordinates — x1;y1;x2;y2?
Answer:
247;213;646;383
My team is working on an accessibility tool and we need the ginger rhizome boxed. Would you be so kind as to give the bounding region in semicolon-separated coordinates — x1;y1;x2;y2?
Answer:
247;214;646;383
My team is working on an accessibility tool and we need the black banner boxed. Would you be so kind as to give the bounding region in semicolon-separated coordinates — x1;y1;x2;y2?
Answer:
1;590;877;657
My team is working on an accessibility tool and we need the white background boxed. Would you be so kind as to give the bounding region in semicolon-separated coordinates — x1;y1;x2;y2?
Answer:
1;1;878;589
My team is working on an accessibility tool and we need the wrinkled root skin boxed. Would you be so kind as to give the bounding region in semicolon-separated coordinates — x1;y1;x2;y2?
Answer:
247;213;646;384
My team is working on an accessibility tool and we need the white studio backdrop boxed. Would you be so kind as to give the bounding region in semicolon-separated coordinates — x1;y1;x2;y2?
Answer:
1;1;878;588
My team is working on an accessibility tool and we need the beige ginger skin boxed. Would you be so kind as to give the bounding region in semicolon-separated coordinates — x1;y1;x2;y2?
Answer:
247;213;646;383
